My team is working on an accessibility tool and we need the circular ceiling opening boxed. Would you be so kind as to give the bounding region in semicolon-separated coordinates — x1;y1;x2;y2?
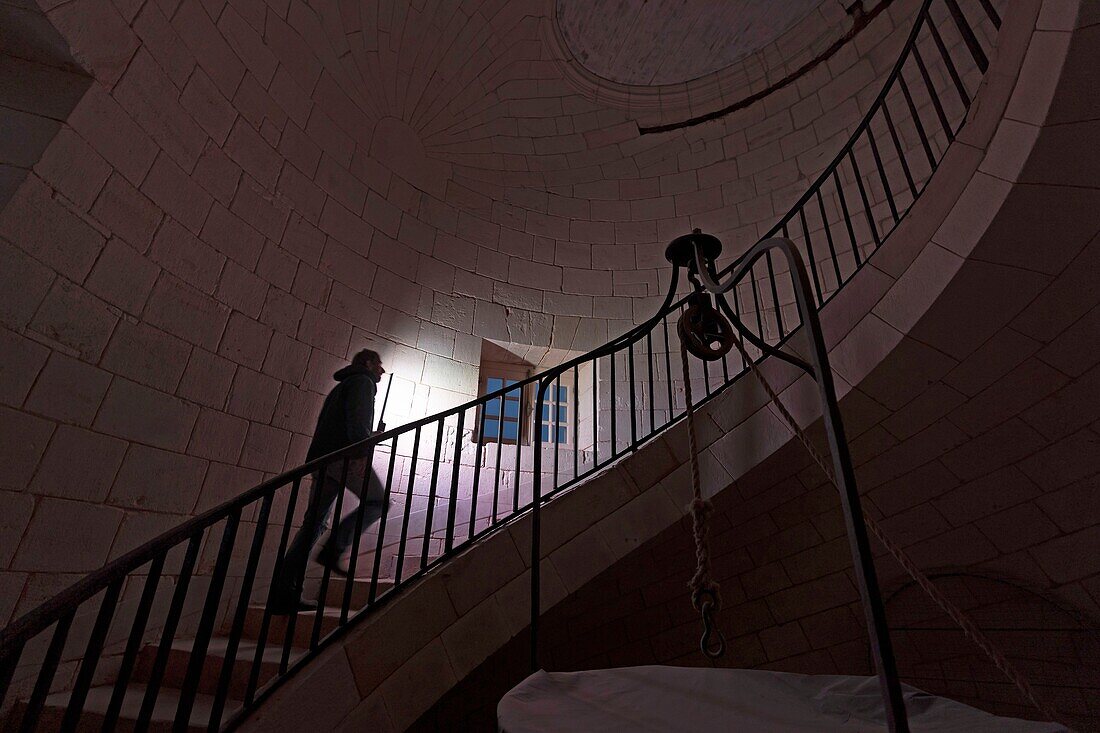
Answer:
556;0;826;86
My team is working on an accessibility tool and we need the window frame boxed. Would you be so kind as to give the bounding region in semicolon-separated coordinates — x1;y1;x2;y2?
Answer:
537;382;572;448
475;362;531;445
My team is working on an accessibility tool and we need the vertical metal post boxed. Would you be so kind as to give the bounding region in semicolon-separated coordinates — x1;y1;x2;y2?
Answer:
530;377;548;672
690;237;910;732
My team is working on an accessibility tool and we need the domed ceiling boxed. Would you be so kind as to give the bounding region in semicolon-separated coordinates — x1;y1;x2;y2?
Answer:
556;0;825;85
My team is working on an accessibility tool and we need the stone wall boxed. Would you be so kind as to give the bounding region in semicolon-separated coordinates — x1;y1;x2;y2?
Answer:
0;0;993;619
232;1;1100;729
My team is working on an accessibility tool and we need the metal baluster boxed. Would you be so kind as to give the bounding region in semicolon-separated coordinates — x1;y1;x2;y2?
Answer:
799;207;825;305
814;189;844;293
445;411;465;554
766;250;786;336
136;534;202;730
911;44;954;142
175;511;241;731
662;313;674;424
749;270;766;340
573;364;580;481
866;128;899;224
627;343;638;447
779;222;796;337
492;392;504;524
246;478;300;697
645;332;656;434
729;283;750;367
102;556;165;730
553;374;561;487
943;0;988;72
593;355;601;466
880;103;918;195
610;349;618;458
898;72;937;168
209;495;273;731
927;20;970;107
19;612;74;733
511;382;523;513
394;427;421;586
310;459;350;650
420;419;445;569
976;0;1001;27
368;442;400;605
848;149;881;255
832;168;862;271
60;580;122;732
468;407;486;542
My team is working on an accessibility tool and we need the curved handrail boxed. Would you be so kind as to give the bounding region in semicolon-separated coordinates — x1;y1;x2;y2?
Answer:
0;0;1005;727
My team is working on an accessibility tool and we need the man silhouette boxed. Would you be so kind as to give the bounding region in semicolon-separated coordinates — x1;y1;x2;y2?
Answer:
270;348;388;614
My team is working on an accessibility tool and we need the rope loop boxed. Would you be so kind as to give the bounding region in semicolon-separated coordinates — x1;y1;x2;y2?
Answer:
679;335;726;660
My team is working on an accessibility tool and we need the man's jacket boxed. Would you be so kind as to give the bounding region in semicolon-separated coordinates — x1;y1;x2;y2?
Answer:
306;363;377;462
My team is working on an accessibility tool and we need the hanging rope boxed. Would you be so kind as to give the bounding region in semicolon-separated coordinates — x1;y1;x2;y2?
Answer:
725;332;1068;728
679;337;726;659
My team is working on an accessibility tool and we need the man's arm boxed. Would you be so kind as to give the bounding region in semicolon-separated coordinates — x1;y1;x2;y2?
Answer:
345;377;376;444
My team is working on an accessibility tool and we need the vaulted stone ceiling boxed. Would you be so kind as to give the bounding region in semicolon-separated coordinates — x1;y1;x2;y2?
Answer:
556;0;827;85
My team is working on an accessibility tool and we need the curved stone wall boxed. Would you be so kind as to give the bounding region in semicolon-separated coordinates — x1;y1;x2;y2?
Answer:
0;0;990;618
235;1;1100;729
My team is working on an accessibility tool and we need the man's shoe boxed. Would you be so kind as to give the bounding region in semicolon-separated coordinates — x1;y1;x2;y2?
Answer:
268;595;318;616
316;545;350;577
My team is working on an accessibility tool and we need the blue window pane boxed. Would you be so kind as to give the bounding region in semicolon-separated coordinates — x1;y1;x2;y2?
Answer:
502;421;518;440
505;379;518;387
557;386;568;402
485;399;500;416
557;426;567;443
557;406;567;423
540;404;549;421
484;419;499;438
503;400;520;418
540;425;548;442
487;377;503;392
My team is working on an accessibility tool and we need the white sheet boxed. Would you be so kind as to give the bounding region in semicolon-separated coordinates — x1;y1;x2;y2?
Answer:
498;666;1066;732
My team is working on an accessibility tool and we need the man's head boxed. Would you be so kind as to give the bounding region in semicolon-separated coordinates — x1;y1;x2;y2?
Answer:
351;349;385;382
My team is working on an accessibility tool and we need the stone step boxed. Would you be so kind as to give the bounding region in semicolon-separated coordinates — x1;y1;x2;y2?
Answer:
238;605;344;649
132;637;289;701
388;552;443;580
26;683;227;733
321;576;394;608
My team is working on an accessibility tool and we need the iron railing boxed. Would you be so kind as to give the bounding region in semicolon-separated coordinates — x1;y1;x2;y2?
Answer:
0;0;1003;729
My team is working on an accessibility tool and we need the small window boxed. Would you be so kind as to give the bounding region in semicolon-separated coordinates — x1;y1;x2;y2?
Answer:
477;361;530;445
539;385;569;445
482;376;524;444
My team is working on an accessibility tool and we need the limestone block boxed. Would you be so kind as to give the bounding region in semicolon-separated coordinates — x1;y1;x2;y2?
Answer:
0;175;104;283
94;378;197;453
30;425;127;503
12;496;123;573
25;353;109;429
108;443;208;513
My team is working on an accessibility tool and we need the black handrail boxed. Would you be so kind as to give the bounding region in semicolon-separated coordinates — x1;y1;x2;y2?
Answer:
0;0;1004;728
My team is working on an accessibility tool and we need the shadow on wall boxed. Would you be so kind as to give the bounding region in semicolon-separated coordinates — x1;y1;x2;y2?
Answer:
0;0;93;211
884;572;1100;720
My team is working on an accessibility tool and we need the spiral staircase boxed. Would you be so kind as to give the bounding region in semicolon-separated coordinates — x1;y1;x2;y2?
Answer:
3;0;1096;731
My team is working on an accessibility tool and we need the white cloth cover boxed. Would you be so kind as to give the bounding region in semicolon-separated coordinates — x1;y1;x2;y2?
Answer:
497;666;1067;732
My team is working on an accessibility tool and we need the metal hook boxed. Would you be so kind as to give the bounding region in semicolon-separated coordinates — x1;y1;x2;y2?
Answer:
696;589;726;659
